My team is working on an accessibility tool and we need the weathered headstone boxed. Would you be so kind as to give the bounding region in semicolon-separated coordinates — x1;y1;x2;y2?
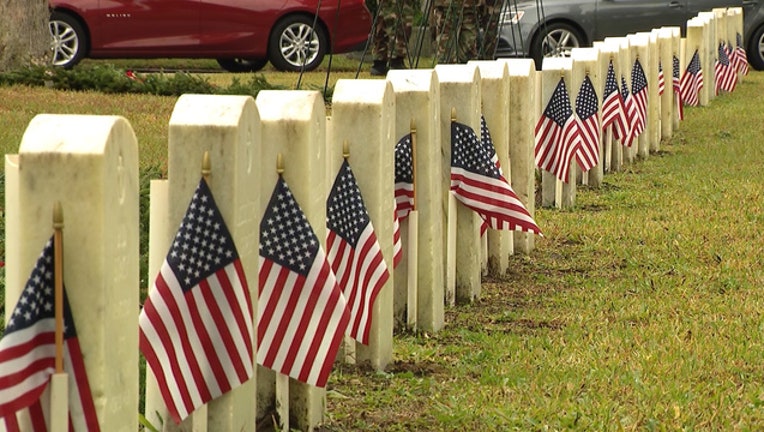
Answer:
11;114;139;431
330;79;396;370
386;69;445;333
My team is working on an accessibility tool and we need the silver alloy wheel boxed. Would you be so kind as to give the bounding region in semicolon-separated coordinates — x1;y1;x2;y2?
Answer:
541;28;580;58
49;19;80;66
278;22;320;69
758;32;764;66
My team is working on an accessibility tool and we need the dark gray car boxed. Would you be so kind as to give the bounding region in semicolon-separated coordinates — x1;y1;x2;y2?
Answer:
496;0;764;70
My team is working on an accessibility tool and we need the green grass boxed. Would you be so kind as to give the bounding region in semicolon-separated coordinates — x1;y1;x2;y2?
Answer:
2;65;764;430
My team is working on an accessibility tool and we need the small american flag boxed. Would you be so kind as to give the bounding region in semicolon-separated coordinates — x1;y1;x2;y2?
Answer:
680;50;703;107
734;33;749;75
534;77;580;183
574;75;600;173
394;134;414;220
0;238;100;431
673;55;684;121
657;61;666;96
715;43;737;95
258;177;349;387
602;60;628;140
620;75;638;148
139;178;254;424
451;120;541;235
630;59;648;138
326;160;390;345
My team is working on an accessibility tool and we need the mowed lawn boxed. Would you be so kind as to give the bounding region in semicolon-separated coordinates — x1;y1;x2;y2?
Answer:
2;66;764;431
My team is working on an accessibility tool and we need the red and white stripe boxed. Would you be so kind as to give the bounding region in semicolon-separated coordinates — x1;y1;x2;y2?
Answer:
139;260;254;423
258;254;349;387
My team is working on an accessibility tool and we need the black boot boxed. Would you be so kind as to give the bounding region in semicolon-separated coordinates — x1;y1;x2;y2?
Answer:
370;60;389;76
389;57;406;70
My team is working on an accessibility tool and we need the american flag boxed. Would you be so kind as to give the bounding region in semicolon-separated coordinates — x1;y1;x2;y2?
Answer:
574;75;600;173
715;43;737;94
534;77;580;183
258;177;349;387
139;178;254;424
734;33;749;75
620;75;638;148
680;50;703;107
479;115;501;236
630;59;648;138
657;61;666;96
451;120;541;235
326;160;390;345
673;55;684;121
0;237;99;431
602;60;628;140
394;133;414;220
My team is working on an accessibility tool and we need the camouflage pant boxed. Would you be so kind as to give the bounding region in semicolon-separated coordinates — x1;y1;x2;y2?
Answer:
372;0;417;61
430;0;501;63
430;0;478;64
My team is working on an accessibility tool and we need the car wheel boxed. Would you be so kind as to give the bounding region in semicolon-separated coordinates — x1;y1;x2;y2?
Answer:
49;12;87;68
216;58;269;73
747;24;764;71
530;22;584;68
268;15;327;72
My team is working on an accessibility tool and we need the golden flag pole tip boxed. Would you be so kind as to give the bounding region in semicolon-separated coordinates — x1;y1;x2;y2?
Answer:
276;153;285;175
201;151;211;180
342;140;350;160
450;107;456;122
53;201;63;229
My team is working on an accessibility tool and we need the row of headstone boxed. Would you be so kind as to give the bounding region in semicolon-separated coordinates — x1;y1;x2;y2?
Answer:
2;6;745;432
540;7;745;210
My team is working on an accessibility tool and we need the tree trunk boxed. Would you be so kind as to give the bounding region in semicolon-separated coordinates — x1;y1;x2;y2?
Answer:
0;0;50;71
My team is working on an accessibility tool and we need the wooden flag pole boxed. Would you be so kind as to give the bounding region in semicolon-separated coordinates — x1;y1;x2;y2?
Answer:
275;154;290;432
340;141;357;363
51;202;68;432
53;201;64;373
445;108;458;307
407;120;419;330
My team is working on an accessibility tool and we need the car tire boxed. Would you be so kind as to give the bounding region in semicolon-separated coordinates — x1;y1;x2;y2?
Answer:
529;22;584;69
49;12;87;68
747;24;764;71
268;15;327;72
216;58;269;73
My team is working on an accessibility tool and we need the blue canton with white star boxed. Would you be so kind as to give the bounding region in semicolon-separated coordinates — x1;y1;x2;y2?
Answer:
632;59;648;94
544;78;573;127
260;177;319;277
167;178;238;292
452;121;501;179
394;134;413;184
576;75;599;120
327;160;370;247
5;237;75;338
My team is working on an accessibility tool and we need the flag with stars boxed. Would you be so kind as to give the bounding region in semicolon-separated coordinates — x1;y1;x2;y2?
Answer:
631;59;648;138
534;77;580;183
575;75;600;173
734;33;749;75
326;160;390;345
0;237;99;431
680;50;703;107
602;60;628;140
673;55;684;121
620;75;638;148
452;120;541;235
657;60;666;96
715;43;737;95
258;177;350;387
139;178;254;424
394;134;414;220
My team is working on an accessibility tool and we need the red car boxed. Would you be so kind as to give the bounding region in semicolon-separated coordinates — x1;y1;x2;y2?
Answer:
48;0;372;72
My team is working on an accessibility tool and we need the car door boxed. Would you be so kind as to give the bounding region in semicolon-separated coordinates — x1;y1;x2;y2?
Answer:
594;0;690;40
198;0;275;56
93;0;201;55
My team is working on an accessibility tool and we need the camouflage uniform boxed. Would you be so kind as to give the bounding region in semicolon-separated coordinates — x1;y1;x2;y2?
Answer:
477;0;501;60
372;0;417;65
430;0;478;64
